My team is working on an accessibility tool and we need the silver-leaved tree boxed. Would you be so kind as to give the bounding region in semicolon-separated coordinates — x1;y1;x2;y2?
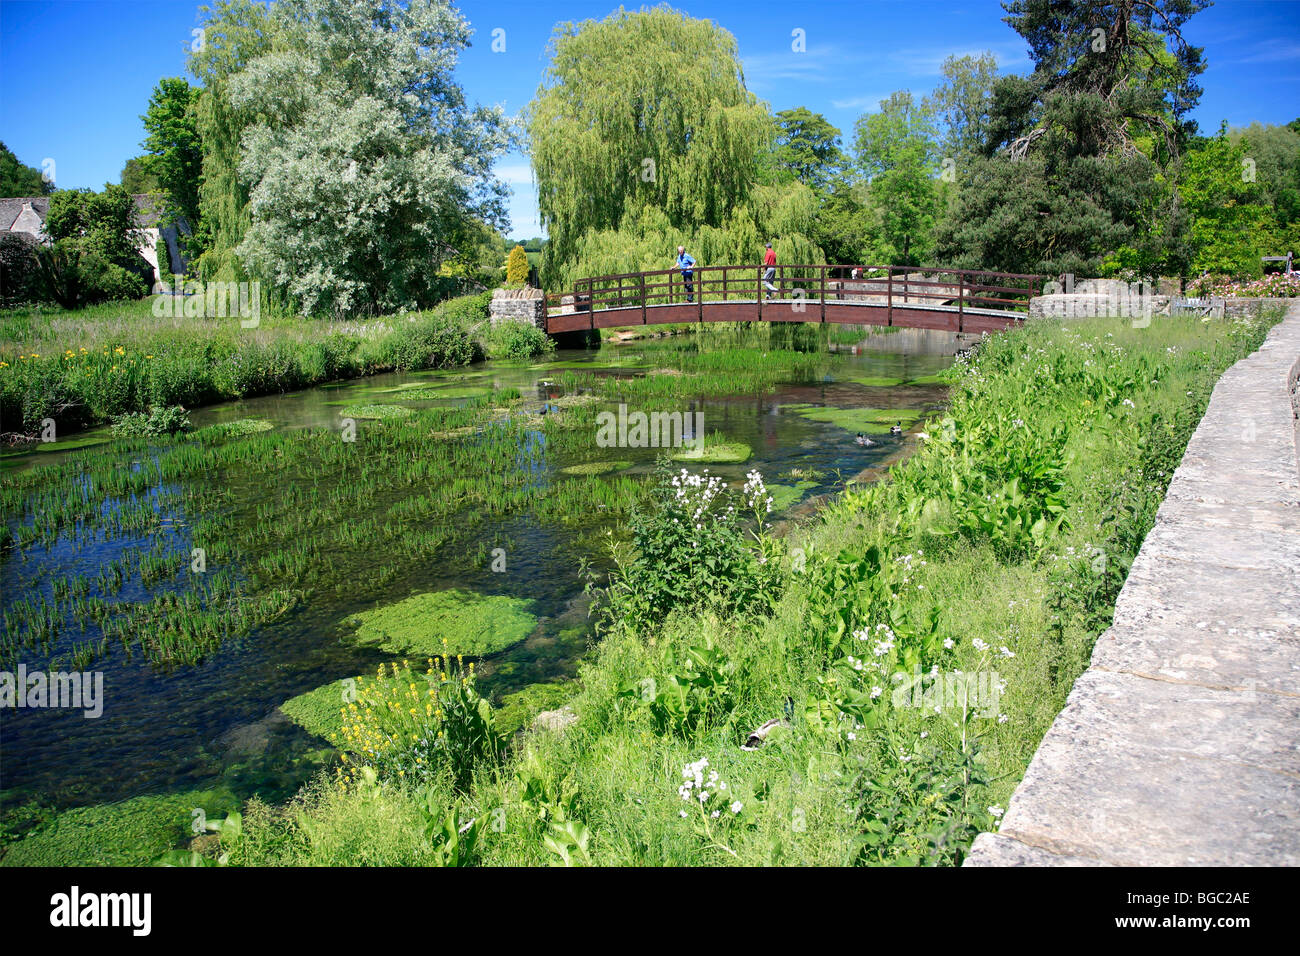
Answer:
226;0;512;315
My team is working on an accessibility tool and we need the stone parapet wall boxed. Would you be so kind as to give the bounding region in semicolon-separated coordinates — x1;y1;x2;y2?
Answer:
965;301;1300;866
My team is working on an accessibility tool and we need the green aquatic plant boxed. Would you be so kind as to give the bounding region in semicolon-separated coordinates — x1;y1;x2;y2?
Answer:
337;403;413;420
793;407;922;434
669;439;751;464
560;460;632;476
194;418;275;440
345;589;538;657
495;681;581;735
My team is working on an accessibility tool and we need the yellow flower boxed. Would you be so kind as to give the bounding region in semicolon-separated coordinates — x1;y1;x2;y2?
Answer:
114;347;124;356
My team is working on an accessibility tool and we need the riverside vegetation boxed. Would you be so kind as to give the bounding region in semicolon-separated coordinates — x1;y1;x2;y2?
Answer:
0;292;555;438
0;309;1277;866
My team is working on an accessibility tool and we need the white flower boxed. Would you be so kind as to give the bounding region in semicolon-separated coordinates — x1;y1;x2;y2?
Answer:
730;801;743;814
943;638;954;650
972;637;989;652
988;805;1005;818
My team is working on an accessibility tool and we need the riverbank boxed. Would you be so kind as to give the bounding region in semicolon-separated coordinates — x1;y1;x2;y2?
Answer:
1;309;1278;866
0;293;554;440
210;311;1279;865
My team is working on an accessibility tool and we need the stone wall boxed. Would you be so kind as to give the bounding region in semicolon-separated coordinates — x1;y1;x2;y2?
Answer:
965;301;1300;866
1030;288;1296;321
489;287;545;329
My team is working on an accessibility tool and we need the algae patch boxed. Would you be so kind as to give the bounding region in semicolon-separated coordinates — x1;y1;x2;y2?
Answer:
765;480;818;512
794;407;922;434
345;588;538;657
338;404;413;420
561;460;632;476
195;418;274;439
495;681;581;735
670;441;751;464
0;789;239;867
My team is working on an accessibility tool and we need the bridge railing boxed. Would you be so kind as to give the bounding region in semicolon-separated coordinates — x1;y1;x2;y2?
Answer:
544;264;1042;323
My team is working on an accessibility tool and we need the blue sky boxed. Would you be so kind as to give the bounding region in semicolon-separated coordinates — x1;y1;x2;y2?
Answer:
3;0;1298;238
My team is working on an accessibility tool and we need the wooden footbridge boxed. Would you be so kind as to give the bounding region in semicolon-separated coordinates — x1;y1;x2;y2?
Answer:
545;264;1043;335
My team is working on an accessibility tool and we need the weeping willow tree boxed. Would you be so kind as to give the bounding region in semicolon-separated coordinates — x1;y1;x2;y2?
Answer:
188;0;279;282
528;5;821;290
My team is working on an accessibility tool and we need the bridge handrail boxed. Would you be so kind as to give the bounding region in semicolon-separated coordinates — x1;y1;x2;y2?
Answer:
544;263;1043;327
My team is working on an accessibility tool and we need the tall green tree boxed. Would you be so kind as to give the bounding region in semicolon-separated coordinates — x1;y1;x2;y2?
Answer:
1231;121;1300;252
527;6;813;288
141;77;203;228
119;157;161;194
1180;129;1273;276
0;142;52;197
853;92;940;264
929;53;1000;159
936;0;1208;276
772;107;848;194
38;185;150;305
189;0;279;281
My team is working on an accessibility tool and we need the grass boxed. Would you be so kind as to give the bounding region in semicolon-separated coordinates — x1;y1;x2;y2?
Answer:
211;309;1280;867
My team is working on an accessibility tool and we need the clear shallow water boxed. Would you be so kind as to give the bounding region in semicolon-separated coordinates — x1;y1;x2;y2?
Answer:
0;333;958;810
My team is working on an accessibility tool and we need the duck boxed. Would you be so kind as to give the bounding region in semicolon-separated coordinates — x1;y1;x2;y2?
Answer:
855;432;876;447
890;422;903;436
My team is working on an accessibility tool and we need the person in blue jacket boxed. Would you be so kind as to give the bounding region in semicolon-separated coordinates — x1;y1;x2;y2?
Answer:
676;245;696;303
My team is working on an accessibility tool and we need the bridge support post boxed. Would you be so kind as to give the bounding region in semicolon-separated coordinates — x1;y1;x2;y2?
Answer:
958;273;964;333
887;270;893;326
820;265;826;323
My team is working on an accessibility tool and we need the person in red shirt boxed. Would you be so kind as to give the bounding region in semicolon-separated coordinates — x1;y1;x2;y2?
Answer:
763;242;777;299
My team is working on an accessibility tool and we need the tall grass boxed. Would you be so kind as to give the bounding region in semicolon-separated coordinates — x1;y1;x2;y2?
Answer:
0;293;510;435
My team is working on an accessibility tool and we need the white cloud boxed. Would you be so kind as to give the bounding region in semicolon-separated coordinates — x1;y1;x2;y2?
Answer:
832;92;891;111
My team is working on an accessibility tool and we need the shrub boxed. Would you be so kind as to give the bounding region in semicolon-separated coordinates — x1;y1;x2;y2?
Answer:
594;463;783;636
506;244;530;286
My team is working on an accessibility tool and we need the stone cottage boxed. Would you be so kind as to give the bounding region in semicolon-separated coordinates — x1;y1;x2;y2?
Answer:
0;194;189;285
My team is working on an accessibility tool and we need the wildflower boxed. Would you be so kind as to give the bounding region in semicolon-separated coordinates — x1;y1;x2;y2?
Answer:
988;805;1005;819
972;638;989;652
730;801;742;814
